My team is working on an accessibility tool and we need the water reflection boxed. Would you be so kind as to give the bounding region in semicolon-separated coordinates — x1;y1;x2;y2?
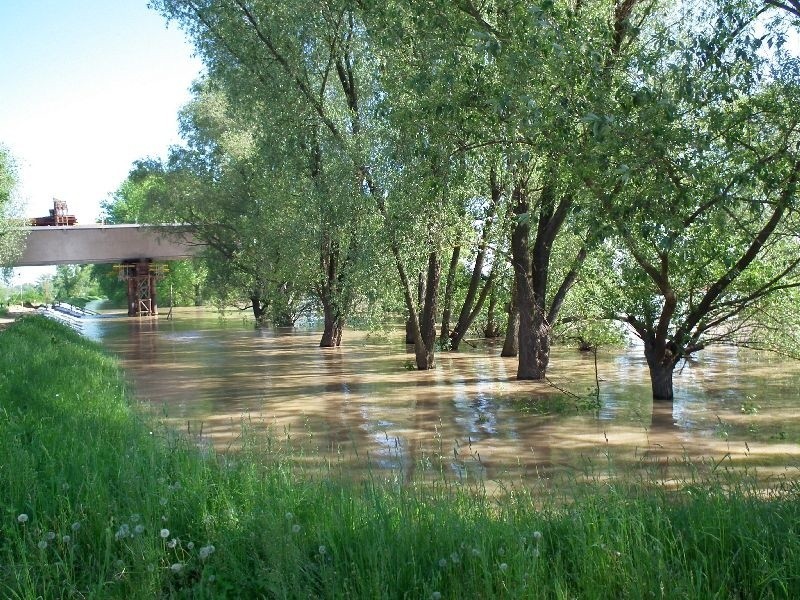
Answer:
86;308;800;484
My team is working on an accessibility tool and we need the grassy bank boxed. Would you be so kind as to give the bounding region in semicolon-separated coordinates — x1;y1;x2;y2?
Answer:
1;316;800;598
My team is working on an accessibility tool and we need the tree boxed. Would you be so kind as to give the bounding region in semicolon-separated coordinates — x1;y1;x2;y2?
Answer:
591;0;800;399
151;0;459;365
425;0;648;380
52;265;98;302
0;145;23;275
766;0;800;18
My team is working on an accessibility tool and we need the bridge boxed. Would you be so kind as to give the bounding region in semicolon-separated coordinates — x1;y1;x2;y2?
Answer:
6;224;203;317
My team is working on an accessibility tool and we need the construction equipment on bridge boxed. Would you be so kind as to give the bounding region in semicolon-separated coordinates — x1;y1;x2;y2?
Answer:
31;199;78;226
115;260;169;317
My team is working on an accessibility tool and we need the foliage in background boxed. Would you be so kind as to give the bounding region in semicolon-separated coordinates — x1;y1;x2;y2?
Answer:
92;173;209;309
0;144;24;278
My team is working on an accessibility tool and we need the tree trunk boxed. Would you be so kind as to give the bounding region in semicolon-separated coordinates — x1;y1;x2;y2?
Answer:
501;284;519;357
450;168;500;350
512;179;571;379
406;271;426;344
438;245;461;346
319;230;348;348
484;285;501;338
320;297;345;347
644;340;677;400
250;294;267;327
415;251;441;369
510;182;550;378
451;269;495;350
516;280;551;379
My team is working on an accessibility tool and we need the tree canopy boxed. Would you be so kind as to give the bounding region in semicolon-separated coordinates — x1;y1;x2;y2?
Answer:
0;145;23;276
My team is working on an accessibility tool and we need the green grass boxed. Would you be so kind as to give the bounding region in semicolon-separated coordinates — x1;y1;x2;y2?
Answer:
2;315;800;599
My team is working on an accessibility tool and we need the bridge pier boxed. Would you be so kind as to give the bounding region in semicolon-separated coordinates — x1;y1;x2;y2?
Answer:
117;260;168;317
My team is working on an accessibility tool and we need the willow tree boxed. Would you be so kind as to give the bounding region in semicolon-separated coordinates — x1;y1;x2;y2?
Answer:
0;145;23;274
404;0;650;379
134;81;323;326
152;0;472;367
591;0;800;399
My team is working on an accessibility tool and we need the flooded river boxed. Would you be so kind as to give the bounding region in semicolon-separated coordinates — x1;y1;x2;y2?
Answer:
85;308;800;486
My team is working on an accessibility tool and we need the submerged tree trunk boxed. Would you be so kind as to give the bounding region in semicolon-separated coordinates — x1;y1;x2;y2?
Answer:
644;338;678;400
320;298;345;347
484;285;501;338
250;294;268;327
406;271;425;344
318;230;355;348
515;277;551;378
416;251;441;368
501;284;519;357
511;177;578;379
510;182;550;379
439;245;461;346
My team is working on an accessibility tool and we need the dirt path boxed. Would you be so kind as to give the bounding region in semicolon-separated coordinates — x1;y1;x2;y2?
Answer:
0;305;36;331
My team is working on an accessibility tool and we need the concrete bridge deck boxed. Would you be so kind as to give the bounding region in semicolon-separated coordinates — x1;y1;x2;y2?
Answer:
7;224;202;267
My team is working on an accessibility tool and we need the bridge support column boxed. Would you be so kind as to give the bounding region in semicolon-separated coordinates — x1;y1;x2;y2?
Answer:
117;260;168;317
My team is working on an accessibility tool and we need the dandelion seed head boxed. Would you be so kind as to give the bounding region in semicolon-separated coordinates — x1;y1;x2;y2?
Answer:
472;548;481;556
533;547;541;558
208;575;216;583
37;540;48;550
130;514;140;523
432;593;442;600
134;524;145;535
159;497;168;506
17;513;28;523
438;558;447;568
71;522;81;531
62;535;71;543
499;562;508;572
285;512;294;521
46;531;56;540
532;530;542;540
167;538;178;549
187;541;195;550
450;552;460;564
160;528;170;539
291;524;301;533
147;564;155;573
170;563;183;574
318;545;327;555
199;545;215;560
498;547;505;556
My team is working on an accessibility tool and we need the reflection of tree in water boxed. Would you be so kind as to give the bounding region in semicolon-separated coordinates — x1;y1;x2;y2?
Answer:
649;399;678;434
128;318;160;364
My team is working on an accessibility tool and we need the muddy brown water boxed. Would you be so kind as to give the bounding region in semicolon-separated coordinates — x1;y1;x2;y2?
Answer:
84;308;800;487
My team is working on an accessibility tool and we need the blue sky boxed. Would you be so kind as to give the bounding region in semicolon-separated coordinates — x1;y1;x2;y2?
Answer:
0;1;203;224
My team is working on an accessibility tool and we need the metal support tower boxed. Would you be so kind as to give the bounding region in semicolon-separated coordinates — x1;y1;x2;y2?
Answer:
115;259;168;317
